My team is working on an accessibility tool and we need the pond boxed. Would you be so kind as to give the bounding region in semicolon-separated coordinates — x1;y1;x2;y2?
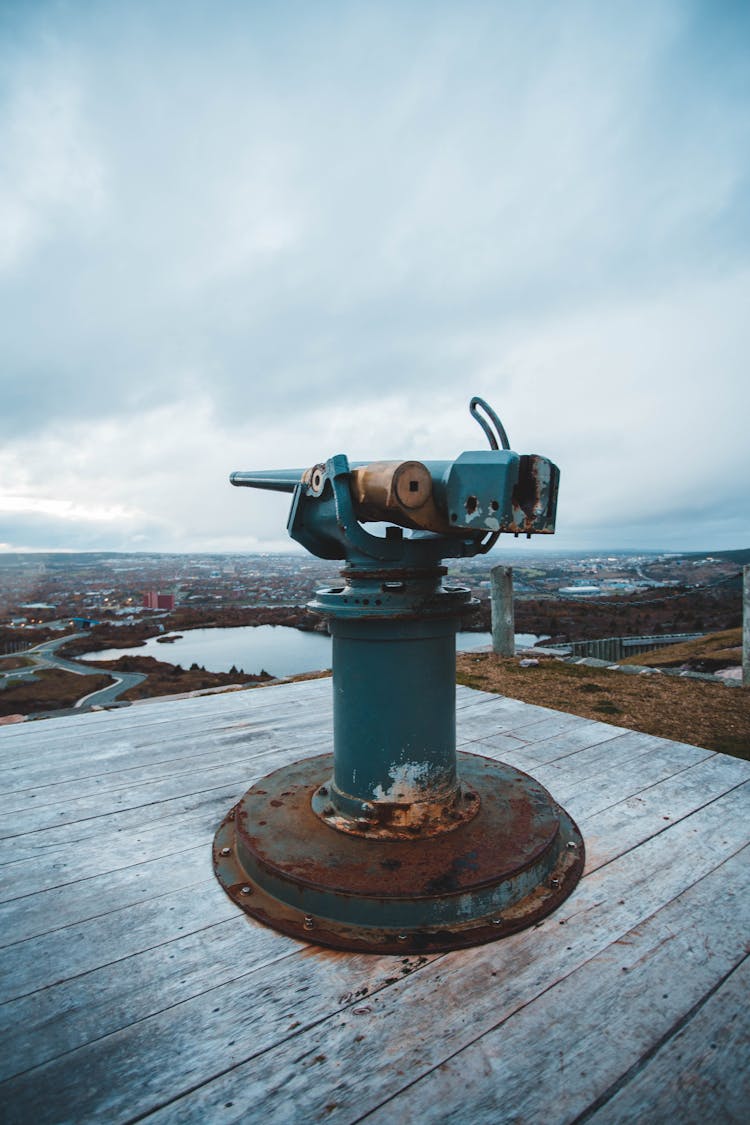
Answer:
80;626;547;680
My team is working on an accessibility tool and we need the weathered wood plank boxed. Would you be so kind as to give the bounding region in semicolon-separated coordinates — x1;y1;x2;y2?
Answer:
0;760;567;946
465;731;717;830
0;914;305;1080
587;954;750;1124
473;729;679;786
572;757;750;870
510;722;633;764
0;720;741;938
501;709;597;741
0;738;330;820
4;731;743;904
0;704;334;799
0;807;223;905
0;682;500;808
534;741;715;823
2;780;255;863
361;848;750;1125
0;732;330;838
0;844;211;949
2;788;747;1123
1;724;670;864
455;686;503;710
1;684;746;1125
457;701;579;740
0;720;332;828
88;807;750;1125
0;677;332;752
1;925;439;1087
533;730;709;781
0;878;242;1006
0;946;437;1124
456;732;532;768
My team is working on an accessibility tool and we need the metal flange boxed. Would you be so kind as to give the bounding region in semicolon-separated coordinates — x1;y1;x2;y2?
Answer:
213;751;585;953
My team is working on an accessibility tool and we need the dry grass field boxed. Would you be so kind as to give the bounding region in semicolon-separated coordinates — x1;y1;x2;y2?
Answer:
457;645;749;759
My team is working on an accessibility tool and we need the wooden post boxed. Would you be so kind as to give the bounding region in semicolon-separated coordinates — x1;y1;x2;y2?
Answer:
744;565;749;688
490;565;514;656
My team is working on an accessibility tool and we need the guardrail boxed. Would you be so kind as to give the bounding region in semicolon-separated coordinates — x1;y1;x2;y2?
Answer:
547;633;706;662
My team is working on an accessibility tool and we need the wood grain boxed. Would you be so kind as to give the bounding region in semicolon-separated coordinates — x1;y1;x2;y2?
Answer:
1;681;747;1125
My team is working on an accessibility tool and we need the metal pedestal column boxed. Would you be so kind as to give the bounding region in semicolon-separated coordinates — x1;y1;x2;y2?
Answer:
309;571;473;838
213;570;584;953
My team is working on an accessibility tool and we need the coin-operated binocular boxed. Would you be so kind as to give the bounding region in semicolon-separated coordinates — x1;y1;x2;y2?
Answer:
214;398;584;952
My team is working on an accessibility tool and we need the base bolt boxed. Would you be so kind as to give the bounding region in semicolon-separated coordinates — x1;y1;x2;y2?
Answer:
491;917;503;926
566;841;577;850
240;885;253;896
303;915;314;930
220;847;231;857
550;878;561;888
396;934;408;942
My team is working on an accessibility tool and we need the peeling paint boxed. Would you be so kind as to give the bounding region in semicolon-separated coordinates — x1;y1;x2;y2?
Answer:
373;760;434;802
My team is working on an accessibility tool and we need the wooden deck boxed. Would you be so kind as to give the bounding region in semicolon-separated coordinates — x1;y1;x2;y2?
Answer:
1;679;748;1124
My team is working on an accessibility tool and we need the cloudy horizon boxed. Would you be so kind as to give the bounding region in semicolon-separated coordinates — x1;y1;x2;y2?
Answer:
1;0;748;558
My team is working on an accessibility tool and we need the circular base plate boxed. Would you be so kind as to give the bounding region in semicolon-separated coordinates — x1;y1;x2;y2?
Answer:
213;751;585;953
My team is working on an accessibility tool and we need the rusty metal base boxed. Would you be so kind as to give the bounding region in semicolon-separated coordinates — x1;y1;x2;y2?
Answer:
213;752;585;953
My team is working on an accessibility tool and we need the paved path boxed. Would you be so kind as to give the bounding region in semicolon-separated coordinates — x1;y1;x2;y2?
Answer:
0;634;146;708
73;670;147;708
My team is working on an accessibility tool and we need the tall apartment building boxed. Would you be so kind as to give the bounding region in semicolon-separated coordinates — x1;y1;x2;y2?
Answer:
142;592;175;610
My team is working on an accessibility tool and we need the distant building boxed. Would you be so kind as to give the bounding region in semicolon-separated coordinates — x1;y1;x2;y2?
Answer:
143;592;176;611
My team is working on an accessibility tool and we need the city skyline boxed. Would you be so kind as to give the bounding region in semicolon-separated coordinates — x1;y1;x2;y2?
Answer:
1;1;748;556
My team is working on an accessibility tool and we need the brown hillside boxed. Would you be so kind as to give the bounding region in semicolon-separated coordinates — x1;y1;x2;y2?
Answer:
456;651;749;759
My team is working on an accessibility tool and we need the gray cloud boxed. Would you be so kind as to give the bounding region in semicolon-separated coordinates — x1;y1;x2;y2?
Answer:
0;0;748;552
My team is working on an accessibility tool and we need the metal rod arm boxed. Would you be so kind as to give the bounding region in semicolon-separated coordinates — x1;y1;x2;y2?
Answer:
229;470;305;493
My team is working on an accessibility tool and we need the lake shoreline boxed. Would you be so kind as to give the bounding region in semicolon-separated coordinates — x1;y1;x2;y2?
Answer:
77;623;547;680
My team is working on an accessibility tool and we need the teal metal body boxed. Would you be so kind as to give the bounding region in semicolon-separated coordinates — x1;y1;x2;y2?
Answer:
214;398;583;951
321;617;461;832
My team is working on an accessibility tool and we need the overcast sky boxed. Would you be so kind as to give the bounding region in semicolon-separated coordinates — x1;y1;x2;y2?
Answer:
1;0;748;557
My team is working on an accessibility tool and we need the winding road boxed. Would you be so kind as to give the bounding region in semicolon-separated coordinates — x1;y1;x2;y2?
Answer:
0;634;146;710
